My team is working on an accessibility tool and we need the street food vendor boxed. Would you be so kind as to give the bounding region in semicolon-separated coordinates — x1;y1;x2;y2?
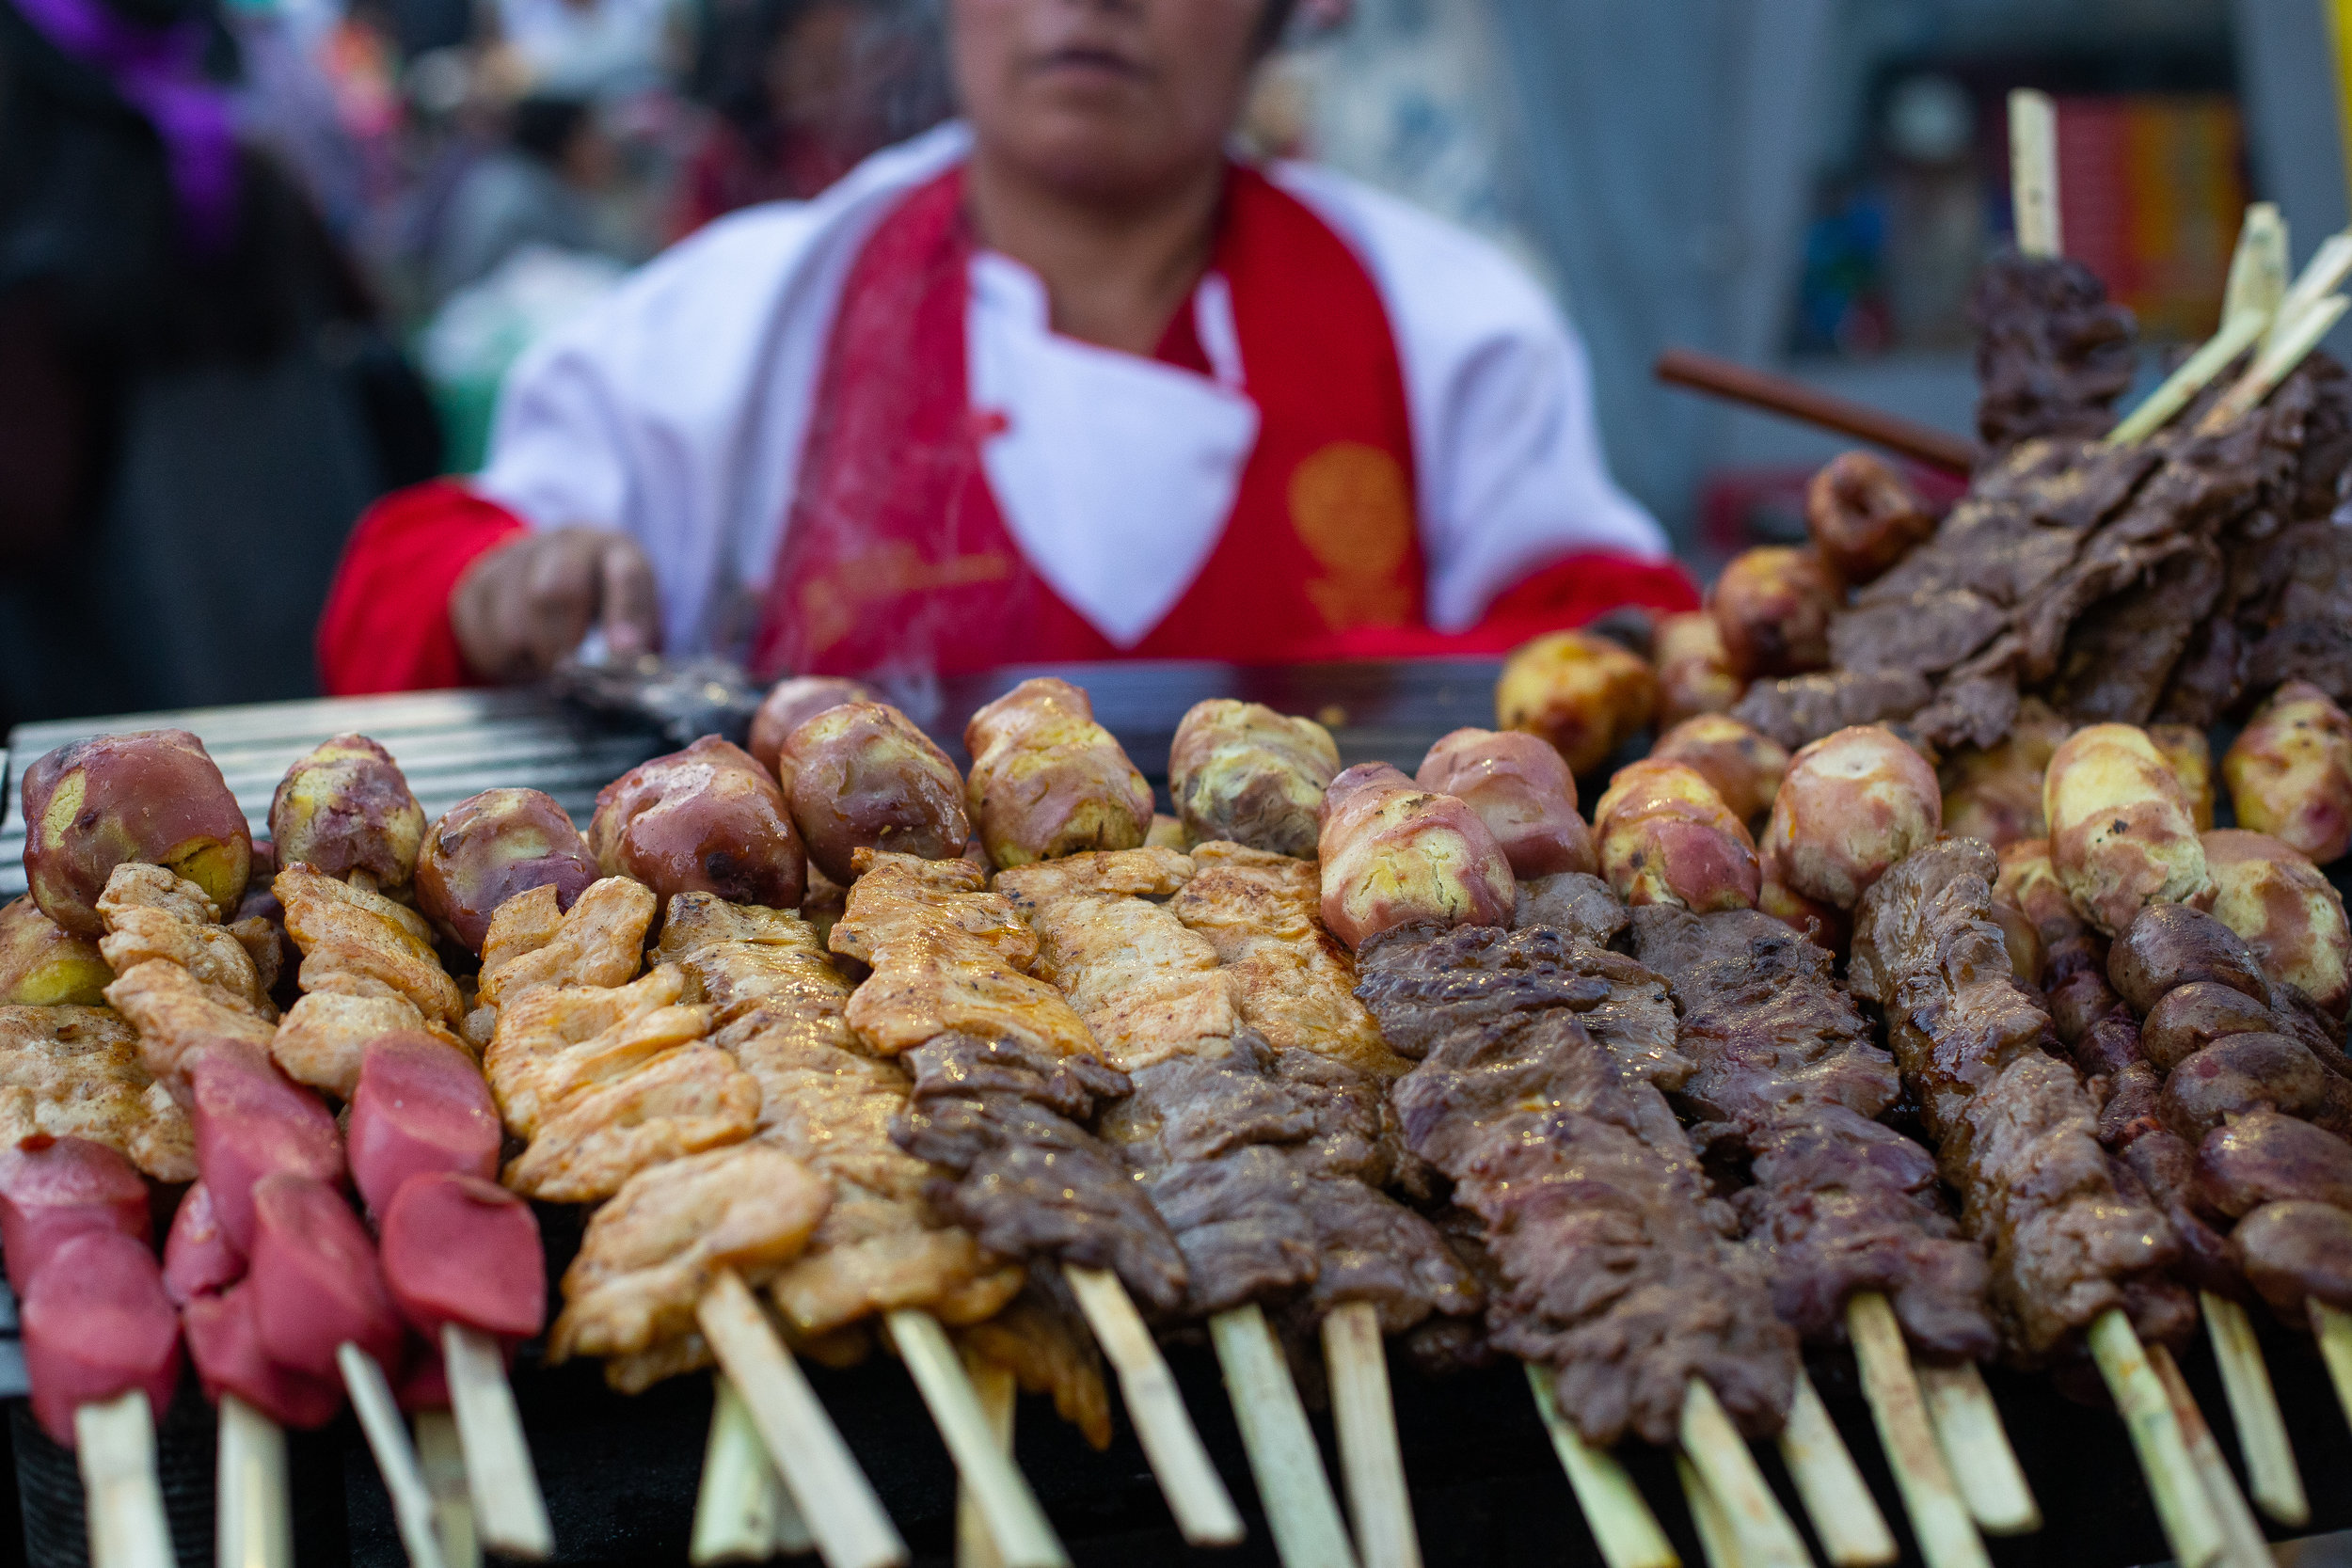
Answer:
319;0;1693;694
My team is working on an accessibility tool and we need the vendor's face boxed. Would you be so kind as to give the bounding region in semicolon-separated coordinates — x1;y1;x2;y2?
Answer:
951;0;1268;202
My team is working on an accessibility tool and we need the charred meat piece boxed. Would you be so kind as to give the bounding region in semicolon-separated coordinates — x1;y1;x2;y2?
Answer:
1358;922;1797;1446
1731;669;1933;752
1631;906;1996;1360
1971;249;2136;451
1850;839;2189;1359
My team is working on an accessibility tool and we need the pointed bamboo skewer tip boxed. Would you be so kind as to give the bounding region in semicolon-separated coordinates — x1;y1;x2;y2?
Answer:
414;1409;481;1568
340;1342;453;1568
2087;1309;2225;1568
2222;203;2288;324
2146;1344;2272;1568
884;1308;1068;1568
75;1388;174;1568
697;1269;908;1568
2309;1298;2352;1435
217;1393;293;1568
1677;1380;1812;1568
2007;88;2062;260
955;1348;1016;1568
1913;1359;2038;1536
2201;293;2352;433
1523;1366;1678;1568
1209;1303;1359;1568
1678;1456;1744;1568
1775;1371;1894;1567
442;1321;552;1560
1062;1265;1245;1546
2200;1292;2305;1528
1841;1295;1988;1568
692;1375;796;1565
1321;1302;1421;1568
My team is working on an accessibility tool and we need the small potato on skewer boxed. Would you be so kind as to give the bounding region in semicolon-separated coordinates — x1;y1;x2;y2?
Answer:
1939;698;2070;849
1648;714;1788;828
2224;681;2352;864
1317;763;1515;948
1496;629;1656;775
269;734;428;891
2147;726;2216;832
748;675;877;780
21;729;251;935
2201;829;2352;1020
2045;723;2213;937
1416;727;1595;877
1168;699;1340;858
1592;759;1759;912
591;736;807;908
965;677;1153;868
1709;546;1838;681
778;703;970;884
1804;451;1933;586
0;895;109;1006
416;788;600;955
1653;611;1741;727
1760;725;1940;911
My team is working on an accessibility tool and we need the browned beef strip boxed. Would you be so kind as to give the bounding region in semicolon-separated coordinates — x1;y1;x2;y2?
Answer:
1104;1031;1482;1329
2094;1059;2241;1298
1850;840;2188;1359
2046;541;2225;725
1972;250;2136;450
1358;922;1797;1445
1731;669;1932;752
2153;613;2245;728
1630;907;1996;1360
1829;590;2008;678
893;1033;1190;1315
1514;872;1629;947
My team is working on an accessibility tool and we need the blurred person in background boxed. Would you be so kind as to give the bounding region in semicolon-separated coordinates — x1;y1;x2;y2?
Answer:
675;0;946;230
429;91;622;300
0;0;440;729
320;0;1689;692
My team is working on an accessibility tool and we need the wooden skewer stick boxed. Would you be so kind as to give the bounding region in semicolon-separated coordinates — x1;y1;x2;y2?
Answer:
1774;1371;1893;1567
2262;231;2352;352
1208;1304;1360;1568
692;1375;796;1565
1321;1302;1420;1568
2201;294;2352;432
956;1347;1016;1568
442;1322;553;1560
2201;1292;2306;1528
2105;310;2271;447
1842;1295;1987;1568
1677;1456;1743;1568
1677;1380;1811;1568
1652;348;1979;475
2223;203;2289;323
75;1389;174;1568
217;1395;293;1568
1523;1367;1678;1568
2147;1344;2273;1568
340;1343;453;1568
1913;1361;2038;1536
1062;1265;1244;1545
2086;1308;2225;1568
414;1410;482;1568
884;1309;1069;1568
2309;1299;2352;1434
697;1270;908;1568
2007;88;2062;259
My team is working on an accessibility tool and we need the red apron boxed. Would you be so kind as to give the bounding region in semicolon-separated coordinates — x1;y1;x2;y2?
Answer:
749;164;1427;680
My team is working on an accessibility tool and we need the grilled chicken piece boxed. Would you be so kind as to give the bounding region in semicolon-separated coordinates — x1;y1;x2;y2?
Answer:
274;991;461;1100
276;865;463;1026
0;1005;195;1180
485;967;710;1136
992;847;1234;1074
658;893;1024;1337
1167;841;1408;1077
96;865;275;1019
103;960;278;1079
480;878;658;1010
830;851;1094;1059
502;1044;760;1202
550;1142;830;1365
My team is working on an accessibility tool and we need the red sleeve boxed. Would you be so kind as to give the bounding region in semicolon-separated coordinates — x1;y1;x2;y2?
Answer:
1279;549;1701;661
316;480;526;696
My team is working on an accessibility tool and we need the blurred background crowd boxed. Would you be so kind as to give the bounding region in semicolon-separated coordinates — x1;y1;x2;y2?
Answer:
0;0;2346;727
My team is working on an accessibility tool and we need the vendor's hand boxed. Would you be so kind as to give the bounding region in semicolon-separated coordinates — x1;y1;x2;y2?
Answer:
450;526;660;683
